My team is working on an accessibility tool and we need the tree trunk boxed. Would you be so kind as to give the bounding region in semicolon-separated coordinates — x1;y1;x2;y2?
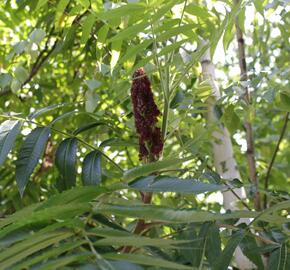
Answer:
201;45;255;269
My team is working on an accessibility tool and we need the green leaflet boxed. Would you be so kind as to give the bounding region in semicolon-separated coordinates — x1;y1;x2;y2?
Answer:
16;127;50;196
81;13;96;44
82;150;102;186
0;231;73;269
103;253;195;270
129;175;227;194
93;203;288;224
124;156;193;182
10;240;86;270
55;138;78;190
0;120;21;166
213;230;245;270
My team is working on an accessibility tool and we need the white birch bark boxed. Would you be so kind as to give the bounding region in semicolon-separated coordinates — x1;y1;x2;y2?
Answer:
200;46;255;269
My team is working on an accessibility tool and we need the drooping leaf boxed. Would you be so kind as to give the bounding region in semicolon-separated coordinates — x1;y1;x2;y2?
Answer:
119;39;152;65
268;244;289;270
54;0;70;29
213;230;245;270
129;175;227;194
81;13;96;44
38;185;109;210
29;253;91;270
124;156;193;182
223;21;235;52
11;240;86;270
158;38;191;57
108;22;149;43
279;92;290;112
36;0;48;10
73;121;107;135
102;253;194;270
85;79;101;90
0;204;89;239
205;224;222;266
191;223;210;267
29;28;46;44
16;127;50;196
110;40;122;71
239;234;264;269
55;138;78;190
0;73;12;88
108;261;143;270
93;204;288;224
99;138;136;148
150;0;183;21
50;110;80;125
28;103;69;119
185;4;211;18
62;24;78;50
155;24;196;42
85;89;99;113
82;150;102;186
96;3;145;21
253;0;264;15
14;66;28;84
0;231;73;270
222;105;241;133
209;0;243;57
94;234;190;248
170;90;184;109
0;120;21;166
97;24;109;45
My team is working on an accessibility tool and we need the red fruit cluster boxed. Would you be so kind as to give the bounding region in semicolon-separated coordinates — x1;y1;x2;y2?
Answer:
131;68;163;161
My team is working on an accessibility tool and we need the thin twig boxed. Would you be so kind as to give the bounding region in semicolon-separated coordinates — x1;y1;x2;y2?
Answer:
122;191;153;253
234;0;260;210
263;112;289;209
83;234;115;270
21;39;58;88
1;28;58;97
198;155;252;211
2;8;89;97
223;182;251;211
21;8;89;88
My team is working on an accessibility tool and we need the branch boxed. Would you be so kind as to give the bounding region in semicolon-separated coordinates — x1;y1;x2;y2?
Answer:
0;28;58;99
263;112;289;208
2;8;90;98
223;182;251;211
122;191;153;253
21;6;91;88
234;0;261;210
21;39;58;88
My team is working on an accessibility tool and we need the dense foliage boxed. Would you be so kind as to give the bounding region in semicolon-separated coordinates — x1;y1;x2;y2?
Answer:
0;0;289;269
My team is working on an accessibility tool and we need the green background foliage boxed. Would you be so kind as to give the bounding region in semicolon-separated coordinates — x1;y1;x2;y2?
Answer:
0;0;289;269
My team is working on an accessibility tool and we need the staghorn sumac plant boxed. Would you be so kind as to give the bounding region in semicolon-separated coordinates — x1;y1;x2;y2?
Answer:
131;68;163;162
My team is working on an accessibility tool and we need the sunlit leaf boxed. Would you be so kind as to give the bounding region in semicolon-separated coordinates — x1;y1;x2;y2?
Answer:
81;13;96;44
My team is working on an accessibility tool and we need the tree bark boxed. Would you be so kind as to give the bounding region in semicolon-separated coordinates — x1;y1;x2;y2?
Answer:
201;45;255;269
